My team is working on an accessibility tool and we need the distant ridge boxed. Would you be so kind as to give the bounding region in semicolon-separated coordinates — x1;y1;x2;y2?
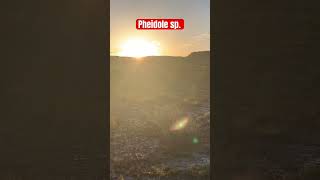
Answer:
187;51;210;58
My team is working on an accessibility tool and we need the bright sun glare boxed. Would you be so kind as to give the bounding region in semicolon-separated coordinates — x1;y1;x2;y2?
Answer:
118;38;160;58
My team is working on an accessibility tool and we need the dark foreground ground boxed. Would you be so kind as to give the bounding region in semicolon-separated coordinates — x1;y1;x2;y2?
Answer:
110;98;210;179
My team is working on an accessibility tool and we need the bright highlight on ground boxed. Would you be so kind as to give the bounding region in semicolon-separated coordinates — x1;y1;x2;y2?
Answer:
118;38;160;58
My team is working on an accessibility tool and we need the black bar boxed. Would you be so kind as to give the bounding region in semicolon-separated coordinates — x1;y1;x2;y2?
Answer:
1;0;109;179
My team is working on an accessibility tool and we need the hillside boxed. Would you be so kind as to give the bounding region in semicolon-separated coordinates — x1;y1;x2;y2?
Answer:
110;51;210;179
111;51;210;102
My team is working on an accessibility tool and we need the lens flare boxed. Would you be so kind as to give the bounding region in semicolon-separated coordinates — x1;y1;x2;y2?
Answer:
192;137;199;144
170;117;189;131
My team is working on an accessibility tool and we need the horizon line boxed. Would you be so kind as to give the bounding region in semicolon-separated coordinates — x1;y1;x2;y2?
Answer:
110;50;210;58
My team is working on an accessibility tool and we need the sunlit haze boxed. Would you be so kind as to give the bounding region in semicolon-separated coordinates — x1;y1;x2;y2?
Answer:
111;0;210;57
118;38;160;58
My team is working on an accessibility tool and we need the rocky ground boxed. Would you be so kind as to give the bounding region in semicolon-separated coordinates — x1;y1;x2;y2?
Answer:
110;98;210;180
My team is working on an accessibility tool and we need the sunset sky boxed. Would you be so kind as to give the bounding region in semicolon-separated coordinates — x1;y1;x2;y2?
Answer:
110;0;210;57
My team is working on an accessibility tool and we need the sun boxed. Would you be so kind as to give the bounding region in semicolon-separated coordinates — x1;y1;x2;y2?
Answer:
118;38;160;58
